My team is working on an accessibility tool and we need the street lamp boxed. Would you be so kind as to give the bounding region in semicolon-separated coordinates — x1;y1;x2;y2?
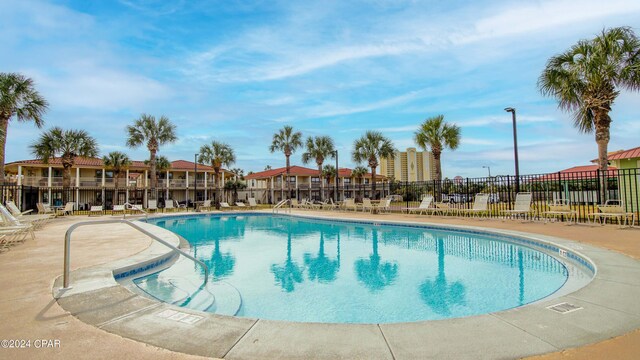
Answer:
194;153;198;210
482;165;491;177
333;150;339;202
504;107;520;193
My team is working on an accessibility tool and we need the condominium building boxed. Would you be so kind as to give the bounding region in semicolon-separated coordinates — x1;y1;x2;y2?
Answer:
379;147;436;182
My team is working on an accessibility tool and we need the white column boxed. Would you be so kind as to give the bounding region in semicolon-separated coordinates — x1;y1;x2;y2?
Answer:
144;170;148;187
166;171;170;199
204;172;208;199
47;166;52;187
75;168;80;187
17;165;22;186
186;170;190;188
125;169;129;187
101;168;106;186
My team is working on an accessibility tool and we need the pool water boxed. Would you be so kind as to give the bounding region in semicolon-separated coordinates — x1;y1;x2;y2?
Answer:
136;214;569;323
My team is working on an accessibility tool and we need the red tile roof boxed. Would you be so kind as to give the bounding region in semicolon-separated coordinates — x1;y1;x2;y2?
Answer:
5;157;228;172
170;160;215;171
533;165;617;181
606;146;640;161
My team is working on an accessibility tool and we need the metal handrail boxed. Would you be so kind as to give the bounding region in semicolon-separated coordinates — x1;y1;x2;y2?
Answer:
272;199;289;213
61;219;209;289
123;202;148;220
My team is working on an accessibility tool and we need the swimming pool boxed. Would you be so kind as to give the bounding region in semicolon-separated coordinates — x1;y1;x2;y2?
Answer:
132;213;590;324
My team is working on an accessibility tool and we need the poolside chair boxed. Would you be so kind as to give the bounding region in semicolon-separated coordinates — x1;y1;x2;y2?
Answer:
501;192;533;221
248;198;258;209
290;199;302;209
433;202;454;216
322;198;340;211
56;202;75;217
342;198;358;212
358;198;373;212
5;201;32;216
374;198;392;214
543;199;576;224
112;204;125;216
164;200;175;212
590;200;635;227
5;201;52;228
89;205;103;217
0;206;35;242
408;195;434;215
235;201;247;208
175;200;187;211
197;199;212;212
37;203;55;216
302;199;321;210
458;193;490;218
220;202;232;210
147;200;158;213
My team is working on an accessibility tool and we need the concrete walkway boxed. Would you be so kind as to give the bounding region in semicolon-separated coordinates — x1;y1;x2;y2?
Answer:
0;212;639;359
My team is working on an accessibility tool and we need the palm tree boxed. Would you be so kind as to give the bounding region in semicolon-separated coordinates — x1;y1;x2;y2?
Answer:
264;165;272;171
352;131;395;199
103;151;132;200
30;127;99;192
231;168;244;180
199;141;236;208
322;164;337;200
301;136;335;201
0;73;49;182
270;126;303;203
538;27;640;171
126;114;177;190
145;155;171;184
351;166;368;201
414;115;461;181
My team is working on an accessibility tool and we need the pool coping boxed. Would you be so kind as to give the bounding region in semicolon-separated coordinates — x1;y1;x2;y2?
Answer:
53;211;640;359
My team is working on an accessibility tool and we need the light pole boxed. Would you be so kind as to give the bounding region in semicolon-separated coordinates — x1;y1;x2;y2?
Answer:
194;153;198;210
333;150;339;202
504;107;520;193
482;165;491;177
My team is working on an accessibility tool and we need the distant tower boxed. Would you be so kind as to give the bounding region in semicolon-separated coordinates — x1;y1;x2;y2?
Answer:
379;148;436;181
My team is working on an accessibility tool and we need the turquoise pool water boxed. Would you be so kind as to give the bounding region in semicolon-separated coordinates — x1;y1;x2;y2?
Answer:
135;214;569;323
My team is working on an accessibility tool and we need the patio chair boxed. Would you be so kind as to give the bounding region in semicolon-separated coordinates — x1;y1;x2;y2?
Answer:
164;200;175;212
304;199;322;210
197;199;212;211
112;204;125;216
235;201;247;208
322;198;340;211
147;200;158;213
175;200;187;211
590;200;636;227
433;202;454;216
0;206;35;242
5;201;32;216
543;199;576;224
342;198;358;212
408;195;435;215
458;193;490;218
89;205;103;217
37;203;55;216
374;198;392;214
501;192;533;220
220;202;233;210
248;198;258;209
56;202;75;217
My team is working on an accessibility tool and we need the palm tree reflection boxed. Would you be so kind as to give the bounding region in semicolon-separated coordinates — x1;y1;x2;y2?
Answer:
355;229;398;292
419;237;466;315
304;231;340;283
201;237;236;280
271;230;304;292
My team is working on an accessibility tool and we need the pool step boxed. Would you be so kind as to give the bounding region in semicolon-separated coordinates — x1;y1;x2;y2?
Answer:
208;281;242;316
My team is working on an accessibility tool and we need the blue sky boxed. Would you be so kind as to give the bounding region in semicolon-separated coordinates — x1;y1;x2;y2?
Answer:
2;0;639;177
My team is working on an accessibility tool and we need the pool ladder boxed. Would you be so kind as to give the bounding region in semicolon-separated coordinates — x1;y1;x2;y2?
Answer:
272;199;291;213
60;219;209;290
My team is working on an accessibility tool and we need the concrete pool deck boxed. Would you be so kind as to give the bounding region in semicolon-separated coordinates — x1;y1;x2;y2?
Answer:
0;211;639;359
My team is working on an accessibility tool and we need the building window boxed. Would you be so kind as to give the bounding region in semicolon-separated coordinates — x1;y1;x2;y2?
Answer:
311;177;320;183
343;178;351;184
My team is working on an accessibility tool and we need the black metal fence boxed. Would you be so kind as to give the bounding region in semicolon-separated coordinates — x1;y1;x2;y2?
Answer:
1;168;638;223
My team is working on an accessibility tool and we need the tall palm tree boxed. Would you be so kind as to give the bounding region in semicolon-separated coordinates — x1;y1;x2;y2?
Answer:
0;73;49;182
126;114;177;190
322;164;337;200
270;125;302;203
352;131;395;199
414;115;461;181
145;155;171;184
351;166;368;201
301;136;335;201
199;141;235;208
103;151;132;199
538;27;640;171
231;167;244;180
30;127;99;191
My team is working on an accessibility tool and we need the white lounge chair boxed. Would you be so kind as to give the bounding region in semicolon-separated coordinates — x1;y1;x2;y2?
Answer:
501;192;533;220
235;201;247;208
322;198;340;210
543;199;576;224
197;199;212;211
147;199;158;212
164;200;175;212
0;206;35;242
374;198;392;214
590;200;635;227
248;198;258;209
5;201;51;228
342;198;358;212
112;204;125;216
458;193;490;218
56;202;75;217
408;195;434;215
5;201;32;216
89;205;103;217
220;202;232;210
37;203;55;215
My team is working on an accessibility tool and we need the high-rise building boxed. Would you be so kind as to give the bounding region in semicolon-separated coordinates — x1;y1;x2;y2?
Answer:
379;147;436;182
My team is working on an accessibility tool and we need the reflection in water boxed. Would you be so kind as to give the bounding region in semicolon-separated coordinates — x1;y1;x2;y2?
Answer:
304;231;340;283
355;229;398;292
420;237;466;315
200;237;236;280
271;230;304;292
